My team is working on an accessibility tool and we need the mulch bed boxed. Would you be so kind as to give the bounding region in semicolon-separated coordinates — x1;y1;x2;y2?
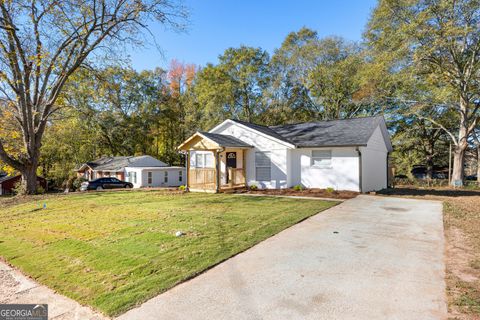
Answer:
245;188;358;199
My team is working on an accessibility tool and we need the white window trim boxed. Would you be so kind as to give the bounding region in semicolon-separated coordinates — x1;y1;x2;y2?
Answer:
311;150;332;169
179;170;183;182
193;152;214;168
164;171;168;183
255;151;271;181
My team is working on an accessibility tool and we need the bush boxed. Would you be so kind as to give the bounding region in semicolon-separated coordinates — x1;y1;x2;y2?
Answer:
293;184;303;191
325;187;335;193
249;184;258;191
13;181;27;196
72;177;87;191
36;185;45;194
178;185;186;191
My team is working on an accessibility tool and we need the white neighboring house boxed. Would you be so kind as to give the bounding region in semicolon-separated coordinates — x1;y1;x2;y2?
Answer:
76;155;185;188
178;116;393;193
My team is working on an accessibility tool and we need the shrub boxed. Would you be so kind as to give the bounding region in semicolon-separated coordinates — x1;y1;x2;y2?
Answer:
36;185;46;194
13;181;27;196
72;177;87;191
325;187;335;193
293;184;303;191
249;184;258;191
178;185;186;191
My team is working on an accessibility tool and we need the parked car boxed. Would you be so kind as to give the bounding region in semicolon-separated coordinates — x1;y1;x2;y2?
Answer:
466;174;478;181
411;165;449;179
80;177;133;191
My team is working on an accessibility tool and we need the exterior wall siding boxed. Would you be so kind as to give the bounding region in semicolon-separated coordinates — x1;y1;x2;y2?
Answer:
361;126;388;192
125;167;185;188
211;122;291;189
290;147;360;192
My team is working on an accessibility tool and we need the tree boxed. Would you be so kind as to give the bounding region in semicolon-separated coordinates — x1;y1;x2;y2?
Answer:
309;37;377;120
264;28;321;124
391;114;450;178
0;0;187;193
366;0;480;185
194;46;270;128
266;29;378;124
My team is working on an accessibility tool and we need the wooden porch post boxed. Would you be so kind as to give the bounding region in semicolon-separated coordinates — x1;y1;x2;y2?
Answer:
186;150;190;190
215;150;220;193
242;150;246;186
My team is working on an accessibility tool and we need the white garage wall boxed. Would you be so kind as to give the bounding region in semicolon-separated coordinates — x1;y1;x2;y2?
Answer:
211;121;292;189
124;167;143;188
361;126;388;192
125;167;186;188
290;147;360;192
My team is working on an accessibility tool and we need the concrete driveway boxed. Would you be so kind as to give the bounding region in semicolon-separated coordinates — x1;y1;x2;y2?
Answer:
118;195;447;320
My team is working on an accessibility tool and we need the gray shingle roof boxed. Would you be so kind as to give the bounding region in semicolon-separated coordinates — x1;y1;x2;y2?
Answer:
269;116;385;148
199;132;253;148
226;116;389;148
230;119;294;145
82;155;168;171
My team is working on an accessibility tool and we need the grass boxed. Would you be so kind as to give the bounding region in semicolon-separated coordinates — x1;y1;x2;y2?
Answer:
380;187;480;319
0;190;336;316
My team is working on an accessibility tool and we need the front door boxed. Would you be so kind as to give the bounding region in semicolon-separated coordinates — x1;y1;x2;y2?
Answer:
226;152;237;183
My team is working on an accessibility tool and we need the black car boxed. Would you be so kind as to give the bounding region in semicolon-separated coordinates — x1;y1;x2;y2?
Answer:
80;177;133;191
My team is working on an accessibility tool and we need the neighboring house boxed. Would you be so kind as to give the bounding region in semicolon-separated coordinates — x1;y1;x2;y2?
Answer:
178;116;393;193
0;175;48;195
75;155;186;188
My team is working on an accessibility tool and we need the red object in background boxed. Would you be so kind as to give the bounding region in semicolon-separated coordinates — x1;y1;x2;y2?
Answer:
0;175;48;195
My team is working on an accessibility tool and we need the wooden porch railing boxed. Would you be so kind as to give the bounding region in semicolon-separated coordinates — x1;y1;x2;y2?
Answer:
227;168;246;187
189;168;216;190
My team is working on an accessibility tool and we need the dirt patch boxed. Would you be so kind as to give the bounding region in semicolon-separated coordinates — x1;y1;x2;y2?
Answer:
379;187;480;319
245;188;358;200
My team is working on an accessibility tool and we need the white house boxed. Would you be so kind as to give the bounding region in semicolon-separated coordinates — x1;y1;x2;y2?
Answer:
178;116;392;193
76;155;186;188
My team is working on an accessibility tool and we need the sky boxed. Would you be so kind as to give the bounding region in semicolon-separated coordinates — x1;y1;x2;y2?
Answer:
128;0;378;71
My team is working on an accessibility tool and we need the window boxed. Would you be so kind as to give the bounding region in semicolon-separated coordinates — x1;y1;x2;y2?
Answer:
311;150;332;168
195;153;204;168
205;153;214;167
164;171;168;183
194;152;214;168
255;152;271;181
128;172;137;184
179;170;183;182
147;172;153;184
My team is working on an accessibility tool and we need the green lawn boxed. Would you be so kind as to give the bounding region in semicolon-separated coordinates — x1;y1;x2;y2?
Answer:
0;190;336;316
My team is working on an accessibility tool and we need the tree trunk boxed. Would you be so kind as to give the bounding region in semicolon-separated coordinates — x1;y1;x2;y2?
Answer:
426;155;434;180
477;145;480;185
451;145;466;186
451;96;470;186
21;165;38;194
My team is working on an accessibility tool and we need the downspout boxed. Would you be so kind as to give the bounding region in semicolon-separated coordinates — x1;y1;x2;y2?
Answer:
356;147;362;193
386;152;390;189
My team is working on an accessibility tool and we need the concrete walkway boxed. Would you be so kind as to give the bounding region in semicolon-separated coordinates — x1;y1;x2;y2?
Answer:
0;261;106;319
118;195;447;320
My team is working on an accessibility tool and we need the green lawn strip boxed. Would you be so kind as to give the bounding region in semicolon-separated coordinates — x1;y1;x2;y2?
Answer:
0;191;336;316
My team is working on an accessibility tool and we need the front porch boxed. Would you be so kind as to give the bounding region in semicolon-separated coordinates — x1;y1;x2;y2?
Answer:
178;131;253;192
